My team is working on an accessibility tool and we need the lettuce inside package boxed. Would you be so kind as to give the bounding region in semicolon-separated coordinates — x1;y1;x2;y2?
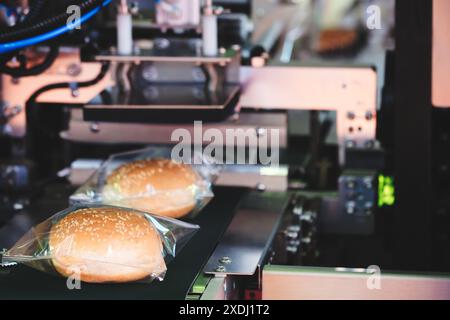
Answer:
69;147;221;219
2;205;199;283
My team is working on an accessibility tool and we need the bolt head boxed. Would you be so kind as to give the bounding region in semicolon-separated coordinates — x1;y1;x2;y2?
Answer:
90;123;100;133
365;111;374;121
346;140;356;149
365;140;375;149
219;257;232;264
256;127;267;137
347;111;356;120
256;183;266;191
67;64;82;77
215;265;227;272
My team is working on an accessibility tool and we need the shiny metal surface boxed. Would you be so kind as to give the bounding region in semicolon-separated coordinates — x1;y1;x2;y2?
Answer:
84;85;240;110
204;191;290;275
69;159;288;191
200;275;239;300
62;109;287;147
263;265;450;300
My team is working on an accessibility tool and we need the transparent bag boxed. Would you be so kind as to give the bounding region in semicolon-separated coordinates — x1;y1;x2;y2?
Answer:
1;205;199;283
69;147;221;219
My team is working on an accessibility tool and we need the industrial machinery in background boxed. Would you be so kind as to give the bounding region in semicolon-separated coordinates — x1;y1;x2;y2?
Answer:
0;0;449;300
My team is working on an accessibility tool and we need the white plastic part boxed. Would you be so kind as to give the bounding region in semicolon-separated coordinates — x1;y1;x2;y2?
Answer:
156;0;201;27
202;14;218;56
117;13;133;56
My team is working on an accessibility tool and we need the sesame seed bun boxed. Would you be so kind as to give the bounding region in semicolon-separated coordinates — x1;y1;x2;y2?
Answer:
49;207;166;283
103;159;198;219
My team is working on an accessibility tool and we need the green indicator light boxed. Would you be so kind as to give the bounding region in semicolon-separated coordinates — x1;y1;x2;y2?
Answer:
378;175;395;207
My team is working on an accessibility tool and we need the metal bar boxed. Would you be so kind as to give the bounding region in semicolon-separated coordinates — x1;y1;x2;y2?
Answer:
204;191;290;275
94;53;235;64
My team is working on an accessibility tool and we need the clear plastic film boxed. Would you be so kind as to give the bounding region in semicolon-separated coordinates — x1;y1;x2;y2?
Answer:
1;205;199;283
70;147;221;219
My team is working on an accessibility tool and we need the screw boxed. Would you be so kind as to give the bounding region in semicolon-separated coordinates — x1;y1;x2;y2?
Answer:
365;111;374;121
215;265;227;272
142;65;159;82
347;111;356;120
346;179;356;189
293;205;303;216
286;231;299;240
301;237;312;245
90;123;100;133
256;183;266;191
231;44;241;52
346;140;356;149
346;202;356;215
287;225;301;233
300;211;315;223
219;257;232;264
155;38;170;50
71;88;80;98
256;127;267;137
365;201;374;209
192;68;206;82
363;177;373;189
67;64;82;77
11;105;22;115
130;1;139;15
365;140;375;149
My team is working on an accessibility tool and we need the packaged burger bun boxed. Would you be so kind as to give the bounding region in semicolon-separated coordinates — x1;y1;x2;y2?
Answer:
2;205;199;284
70;147;219;219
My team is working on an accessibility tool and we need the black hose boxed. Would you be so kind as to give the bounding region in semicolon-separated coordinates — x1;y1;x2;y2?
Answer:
0;0;104;44
23;0;48;25
0;0;48;65
26;61;110;138
0;0;48;39
28;61;111;103
0;44;59;77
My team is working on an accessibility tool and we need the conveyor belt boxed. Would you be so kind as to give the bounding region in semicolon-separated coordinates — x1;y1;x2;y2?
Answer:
0;186;246;300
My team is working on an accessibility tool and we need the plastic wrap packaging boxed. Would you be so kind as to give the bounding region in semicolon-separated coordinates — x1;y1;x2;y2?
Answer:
1;205;199;283
70;147;221;219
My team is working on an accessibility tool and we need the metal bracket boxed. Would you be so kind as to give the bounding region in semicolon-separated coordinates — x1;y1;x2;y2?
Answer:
204;191;290;275
240;66;378;165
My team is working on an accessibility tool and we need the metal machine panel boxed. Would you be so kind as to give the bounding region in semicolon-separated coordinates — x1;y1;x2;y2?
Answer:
432;0;450;108
204;191;290;275
240;66;378;163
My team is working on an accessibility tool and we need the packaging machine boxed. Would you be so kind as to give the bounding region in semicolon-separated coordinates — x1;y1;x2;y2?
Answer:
0;0;449;300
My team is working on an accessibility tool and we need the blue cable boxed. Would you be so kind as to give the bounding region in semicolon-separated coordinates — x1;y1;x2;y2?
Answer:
0;0;112;54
